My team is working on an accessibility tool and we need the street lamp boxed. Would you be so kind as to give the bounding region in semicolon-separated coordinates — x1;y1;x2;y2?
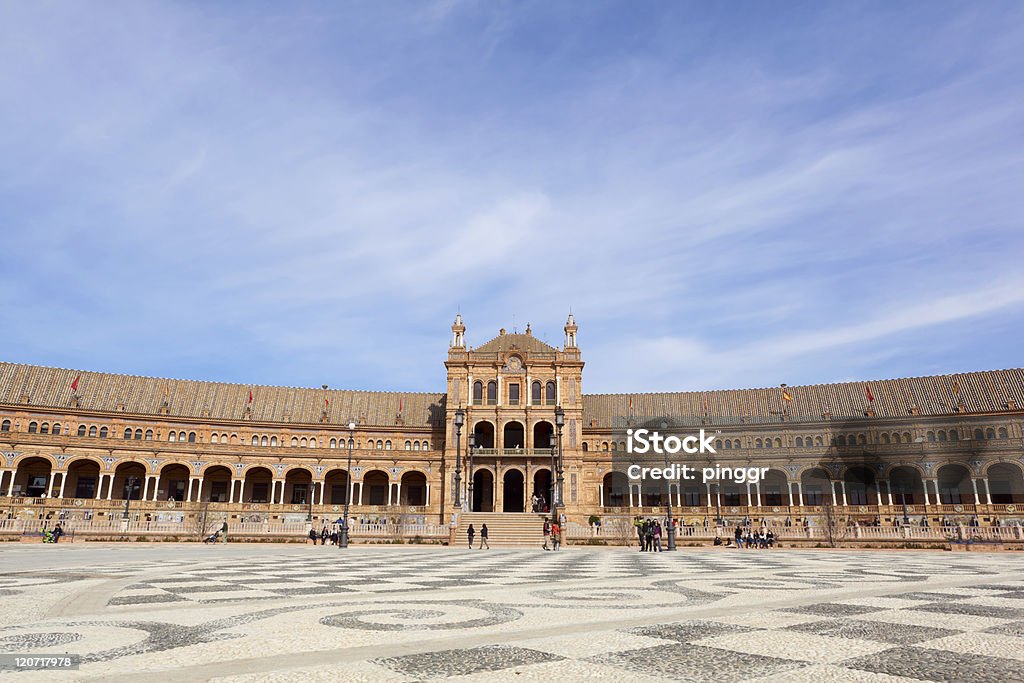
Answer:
453;409;465;508
339;421;355;549
660;421;677;551
122;476;140;520
554;406;565;517
467;431;476;512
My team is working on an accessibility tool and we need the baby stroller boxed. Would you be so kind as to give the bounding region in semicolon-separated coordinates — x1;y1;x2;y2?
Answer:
203;529;221;544
41;529;56;543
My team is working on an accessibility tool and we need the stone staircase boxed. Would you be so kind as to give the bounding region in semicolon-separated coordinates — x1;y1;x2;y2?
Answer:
455;512;550;548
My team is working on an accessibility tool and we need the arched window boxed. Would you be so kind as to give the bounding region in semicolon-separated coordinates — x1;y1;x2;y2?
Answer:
39;423;49;434
188;432;196;443
88;425;97;437
765;439;773;449
413;441;421;451
309;438;316;448
125;428;133;440
857;434;866;445
610;442;617;452
486;381;497;405
814;436;823;446
532;381;542;404
754;439;762;448
837;435;847;446
881;433;890;444
949;429;959;441
582;442;588;452
974;428;984;440
300;438;307;447
927;431;935;442
938;430;947;442
725;440;733;449
423;441;429;450
795;437;804;447
28;421;37;433
734;440;742;449
52;423;61;435
178;431;186;442
271;436;278;447
715;440;722;450
545;381;556;405
78;425;86;437
385;440;392;450
134;428;142;439
902;432;912;443
998;427;1008;439
473;381;483;405
330;438;337;449
145;429;153;440
774;438;782;448
890;432;900;443
0;419;9;432
211;434;219;444
405;440;412;450
986;428;996;440
98;426;107;438
262;435;269;446
290;436;297;447
170;432;178;442
377;439;384;449
251;435;259;446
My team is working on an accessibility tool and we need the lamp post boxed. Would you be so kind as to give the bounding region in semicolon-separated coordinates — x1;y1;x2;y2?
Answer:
554;406;565;518
467;431;476;512
660;421;677;551
453;408;464;508
122;476;139;520
339;421;355;549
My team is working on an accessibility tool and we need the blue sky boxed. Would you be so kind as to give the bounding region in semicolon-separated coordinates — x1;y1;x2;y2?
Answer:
1;2;1022;394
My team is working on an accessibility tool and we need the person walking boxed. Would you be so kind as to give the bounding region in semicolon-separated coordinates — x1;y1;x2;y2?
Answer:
467;523;476;549
543;518;551;550
653;521;662;552
551;520;561;550
734;525;743;549
220;520;228;544
479;523;490;549
320;526;329;545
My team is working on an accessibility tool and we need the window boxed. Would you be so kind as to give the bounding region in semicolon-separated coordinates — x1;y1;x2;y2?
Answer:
974;428;984;440
814;436;823;446
755;439;762;448
291;437;298;447
881;433;890;444
927;431;935;442
999;427;1008;439
52;423;61;435
724;440;732;449
509;383;520;405
100;427;108;438
486;381;497;405
291;484;308;505
938;430;947;442
263;436;271;446
309;438;316;448
405;440;412;450
40;423;49;434
902;432;911;443
211;434;218;444
252;435;259;446
803;485;824;506
473;381;483;405
774;438;782;448
78;425;86;437
532;381;542;404
837;435;847;446
795;437;804;447
178;431;186;442
270;436;278;446
986;428;996;440
582;442;588;452
330;438;337;448
188;432;196;443
125;428;133;440
300;437;307;448
545;381;556;405
134;428;142;440
765;439;773;449
385;440;392;450
733;440;741;449
413;441;421;451
949;429;958;441
857;434;866;445
0;420;9;432
88;425;97;437
715;440;722;450
28;421;37;433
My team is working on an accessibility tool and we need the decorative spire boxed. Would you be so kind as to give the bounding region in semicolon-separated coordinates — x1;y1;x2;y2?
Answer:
451;313;466;348
564;313;578;349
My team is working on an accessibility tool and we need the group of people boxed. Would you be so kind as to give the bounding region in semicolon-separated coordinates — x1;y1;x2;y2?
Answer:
725;525;776;549
542;518;561;550
466;523;490;549
529;493;549;513
634;518;665;551
40;523;64;543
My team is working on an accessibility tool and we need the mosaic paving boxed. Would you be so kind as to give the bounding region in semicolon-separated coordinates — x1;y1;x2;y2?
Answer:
0;544;1022;680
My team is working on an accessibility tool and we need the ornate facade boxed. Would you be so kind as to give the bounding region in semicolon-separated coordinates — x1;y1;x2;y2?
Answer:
2;315;1023;531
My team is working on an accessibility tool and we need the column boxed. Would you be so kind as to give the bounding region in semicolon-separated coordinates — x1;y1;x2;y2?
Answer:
755;481;762;507
107;475;115;500
839;481;848;506
796;481;803;506
58;473;67;499
318;481;325;505
715;483;722;508
599;483;604;508
526;374;531;406
349;479;355;506
395;482;402;507
556;376;561;404
151;476;160;501
628;484;634;507
6;472;15;497
884;479;893;505
922;479;930;506
787;482;795;506
971;478;981;506
425;482;430;506
47;471;58;497
496;375;502;406
829;481;836;506
982;478;992;505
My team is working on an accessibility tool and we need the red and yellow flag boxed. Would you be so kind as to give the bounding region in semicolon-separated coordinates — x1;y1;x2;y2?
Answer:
782;390;793;402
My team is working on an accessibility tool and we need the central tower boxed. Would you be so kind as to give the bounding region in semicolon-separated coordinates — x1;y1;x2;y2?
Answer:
444;316;584;514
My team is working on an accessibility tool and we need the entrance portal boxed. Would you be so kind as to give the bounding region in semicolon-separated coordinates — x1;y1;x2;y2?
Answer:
502;469;524;512
472;469;494;512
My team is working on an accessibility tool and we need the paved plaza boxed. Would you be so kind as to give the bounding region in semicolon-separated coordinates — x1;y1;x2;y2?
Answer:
0;545;1023;681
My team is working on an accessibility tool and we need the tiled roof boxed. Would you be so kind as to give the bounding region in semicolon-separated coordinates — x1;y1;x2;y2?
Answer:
0;362;445;428
473;333;558;355
582;369;1024;428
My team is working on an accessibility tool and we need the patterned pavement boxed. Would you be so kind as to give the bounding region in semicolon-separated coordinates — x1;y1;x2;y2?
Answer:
0;544;1022;681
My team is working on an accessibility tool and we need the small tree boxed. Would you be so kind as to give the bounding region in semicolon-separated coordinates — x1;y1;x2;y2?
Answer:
192;500;212;541
820;500;850;548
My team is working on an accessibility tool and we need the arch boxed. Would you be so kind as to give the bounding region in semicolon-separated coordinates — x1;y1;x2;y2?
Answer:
384;440;391;450
280;467;313;505
889;466;925;506
65;458;101;499
986;428;996;440
178;431;186;442
111;461;147;501
800;468;832;506
270;436;278;447
471;468;494;512
502;421;525;450
927;431;935;442
199;465;232;502
544;381;555;404
486;380;497;404
13;456;52;497
602;471;629;507
937;463;972;504
323;468;350;505
300;437;307;448
881;433;891;444
251;435;258;446
795;437;804;447
361;469;390;505
210;434;219;444
974;428;984;441
405;440;412;450
291;437;299;447
145;429;153;440
473;421;495;449
88;425;97;437
581;442;588;452
133;428;141;440
531;380;542;404
938;430;947;442
0;419;9;432
998;427;1009;439
755;439;763;448
502;469;525;512
125;428;133;440
77;424;86;437
39;422;49;435
157;463;191;501
843;466;878;505
949;429;959;441
330;438;337;448
473;380;483;405
400;471;427;506
533;421;554;450
760;469;789;506
28;421;38;433
532;468;552;511
987;463;1024;504
242;466;274;503
814;436;823;446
